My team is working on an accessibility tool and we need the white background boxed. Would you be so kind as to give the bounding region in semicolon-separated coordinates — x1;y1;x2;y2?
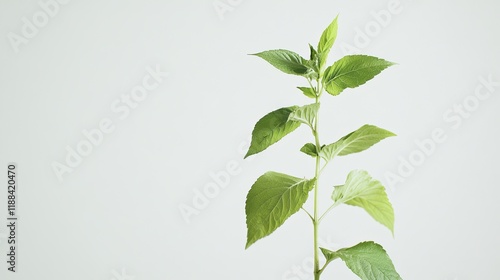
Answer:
1;0;499;279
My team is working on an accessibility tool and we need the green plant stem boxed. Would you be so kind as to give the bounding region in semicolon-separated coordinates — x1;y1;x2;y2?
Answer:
313;93;322;280
302;207;314;221
319;203;337;222
307;78;317;93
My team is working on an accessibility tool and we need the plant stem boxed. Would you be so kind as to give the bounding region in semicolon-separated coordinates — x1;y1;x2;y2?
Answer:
313;94;322;280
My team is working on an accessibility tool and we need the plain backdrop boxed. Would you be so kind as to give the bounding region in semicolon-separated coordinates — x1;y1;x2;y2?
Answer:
1;0;499;279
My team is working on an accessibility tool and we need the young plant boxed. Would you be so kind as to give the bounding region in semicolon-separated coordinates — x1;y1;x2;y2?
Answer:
244;17;402;280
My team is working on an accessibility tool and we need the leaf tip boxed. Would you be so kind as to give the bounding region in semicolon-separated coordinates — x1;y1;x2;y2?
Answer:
382;60;398;68
327;15;339;26
244;148;254;159
389;220;395;237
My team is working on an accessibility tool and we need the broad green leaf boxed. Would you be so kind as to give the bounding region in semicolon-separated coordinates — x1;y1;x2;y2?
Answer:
318;16;339;69
245;107;301;158
245;172;316;248
332;170;394;233
321;242;402;280
319;124;395;162
288;103;320;129
251;49;312;76
300;143;318;157
297;87;317;99
323;55;395;96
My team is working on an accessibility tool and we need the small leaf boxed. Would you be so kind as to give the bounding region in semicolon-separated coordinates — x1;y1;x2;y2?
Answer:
321;242;402;280
309;44;318;62
318;16;339;69
319;124;395;162
320;247;340;262
251;49;312;76
245;107;301;158
300;143;318;157
297;87;317;99
288;103;320;129
332;170;394;234
245;172;316;248
323;55;395;96
308;44;320;74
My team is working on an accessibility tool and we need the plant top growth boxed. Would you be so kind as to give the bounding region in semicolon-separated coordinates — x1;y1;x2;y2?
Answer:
244;16;402;280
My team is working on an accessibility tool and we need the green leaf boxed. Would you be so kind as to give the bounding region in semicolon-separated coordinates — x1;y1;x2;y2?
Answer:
251;49;312;76
320;247;339;262
319;124;395;162
245;172;316;248
309;44;318;61
245;107;301;158
308;44;320;74
300;143;318;157
332;170;394;234
321;242;402;280
297;87;317;99
288;103;320;129
318;16;339;69
323;55;395;96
